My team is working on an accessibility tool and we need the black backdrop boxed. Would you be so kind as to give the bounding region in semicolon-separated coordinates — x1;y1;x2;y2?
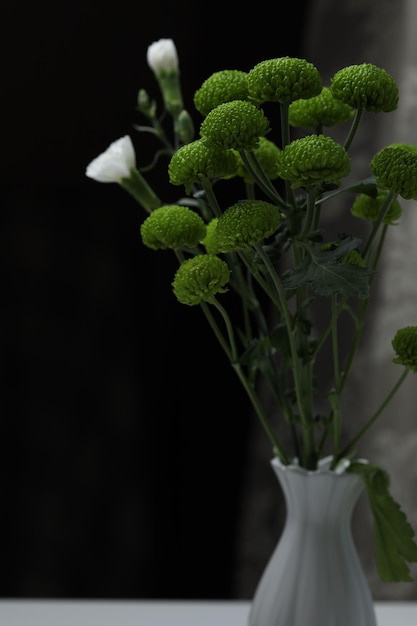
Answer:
2;1;309;598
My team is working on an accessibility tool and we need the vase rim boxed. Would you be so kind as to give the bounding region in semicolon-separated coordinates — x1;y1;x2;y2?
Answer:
271;455;369;476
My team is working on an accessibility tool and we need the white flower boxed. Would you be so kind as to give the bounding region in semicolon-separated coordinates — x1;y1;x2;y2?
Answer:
146;38;179;74
85;136;136;183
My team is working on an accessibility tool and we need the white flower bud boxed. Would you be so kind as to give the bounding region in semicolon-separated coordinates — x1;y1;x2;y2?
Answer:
146;38;179;75
85;136;136;183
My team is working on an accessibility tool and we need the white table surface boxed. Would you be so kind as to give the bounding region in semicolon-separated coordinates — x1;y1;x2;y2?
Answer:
0;600;415;625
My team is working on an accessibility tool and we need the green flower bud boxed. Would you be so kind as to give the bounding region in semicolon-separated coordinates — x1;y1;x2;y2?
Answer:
137;89;156;117
201;218;220;254
215;200;280;252
235;136;281;183
330;63;399;112
370;144;417;200
289;87;354;129
140;205;206;250
172;254;231;305
168;139;238;194
193;70;249;116
176;109;195;144
392;326;417;372
147;39;184;116
199;100;270;150
248;57;322;105
351;191;402;225
275;134;350;189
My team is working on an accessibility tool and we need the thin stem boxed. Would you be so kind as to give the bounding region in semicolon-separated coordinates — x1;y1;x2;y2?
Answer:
298;188;318;239
280;102;295;208
362;190;396;259
201;181;222;218
199;301;233;362
337;368;410;461
343;108;364;151
254;243;316;466
330;294;342;458
208;298;289;463
120;169;162;213
239;150;288;209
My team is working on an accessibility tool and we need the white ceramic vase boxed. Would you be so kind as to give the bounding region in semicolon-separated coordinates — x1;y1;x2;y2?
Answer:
248;456;377;626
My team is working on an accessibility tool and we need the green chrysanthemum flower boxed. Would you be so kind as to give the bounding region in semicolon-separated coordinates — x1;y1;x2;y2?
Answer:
172;254;231;305
247;57;322;105
193;70;249;116
351;191;402;225
199;100;270;151
234;136;281;183
289;86;354;129
201;218;220;254
330;63;399;112
215;200;280;252
392;326;417;372
140;205;206;250
168;139;238;194
275;134;351;189
370;144;417;200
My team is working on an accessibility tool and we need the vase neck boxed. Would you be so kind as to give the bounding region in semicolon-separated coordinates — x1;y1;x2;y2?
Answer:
271;459;364;525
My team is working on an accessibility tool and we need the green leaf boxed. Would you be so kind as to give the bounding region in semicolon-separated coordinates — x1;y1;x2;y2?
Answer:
314;235;363;262
317;178;378;206
282;236;374;297
344;177;379;198
349;462;417;582
311;262;373;297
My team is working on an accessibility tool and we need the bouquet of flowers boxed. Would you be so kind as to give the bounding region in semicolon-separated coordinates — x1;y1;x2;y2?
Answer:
86;38;417;582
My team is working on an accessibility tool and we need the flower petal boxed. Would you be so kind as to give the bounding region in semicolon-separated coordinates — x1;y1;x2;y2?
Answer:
85;136;136;183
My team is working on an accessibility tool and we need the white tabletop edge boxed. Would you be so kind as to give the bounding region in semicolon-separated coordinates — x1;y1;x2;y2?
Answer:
0;599;415;626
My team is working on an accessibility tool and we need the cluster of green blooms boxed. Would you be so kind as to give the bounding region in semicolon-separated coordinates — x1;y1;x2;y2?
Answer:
351;191;402;224
86;41;417;581
173;255;230;305
140;205;206;250
274;133;351;189
288;86;354;130
371;143;417;200
168;140;238;195
392;326;417;372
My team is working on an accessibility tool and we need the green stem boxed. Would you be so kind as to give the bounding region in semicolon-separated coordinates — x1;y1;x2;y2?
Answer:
207;298;289;463
298;188;317;239
237;251;282;308
337;368;410;461
255;243;316;466
239;150;288;209
339;221;391;394
280;102;295;207
199;300;234;362
120;169;162;213
330;294;342;457
201;181;222;218
362;190;396;259
343;108;364;151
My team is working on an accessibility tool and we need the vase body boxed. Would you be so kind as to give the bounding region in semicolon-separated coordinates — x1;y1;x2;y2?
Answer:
248;456;377;626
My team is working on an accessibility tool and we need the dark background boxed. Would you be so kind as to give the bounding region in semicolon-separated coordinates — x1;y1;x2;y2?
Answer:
2;1;310;598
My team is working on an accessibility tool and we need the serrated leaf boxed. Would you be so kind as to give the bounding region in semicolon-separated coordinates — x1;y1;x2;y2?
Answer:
282;255;373;297
315;235;363;262
349;462;417;582
309;262;373;297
